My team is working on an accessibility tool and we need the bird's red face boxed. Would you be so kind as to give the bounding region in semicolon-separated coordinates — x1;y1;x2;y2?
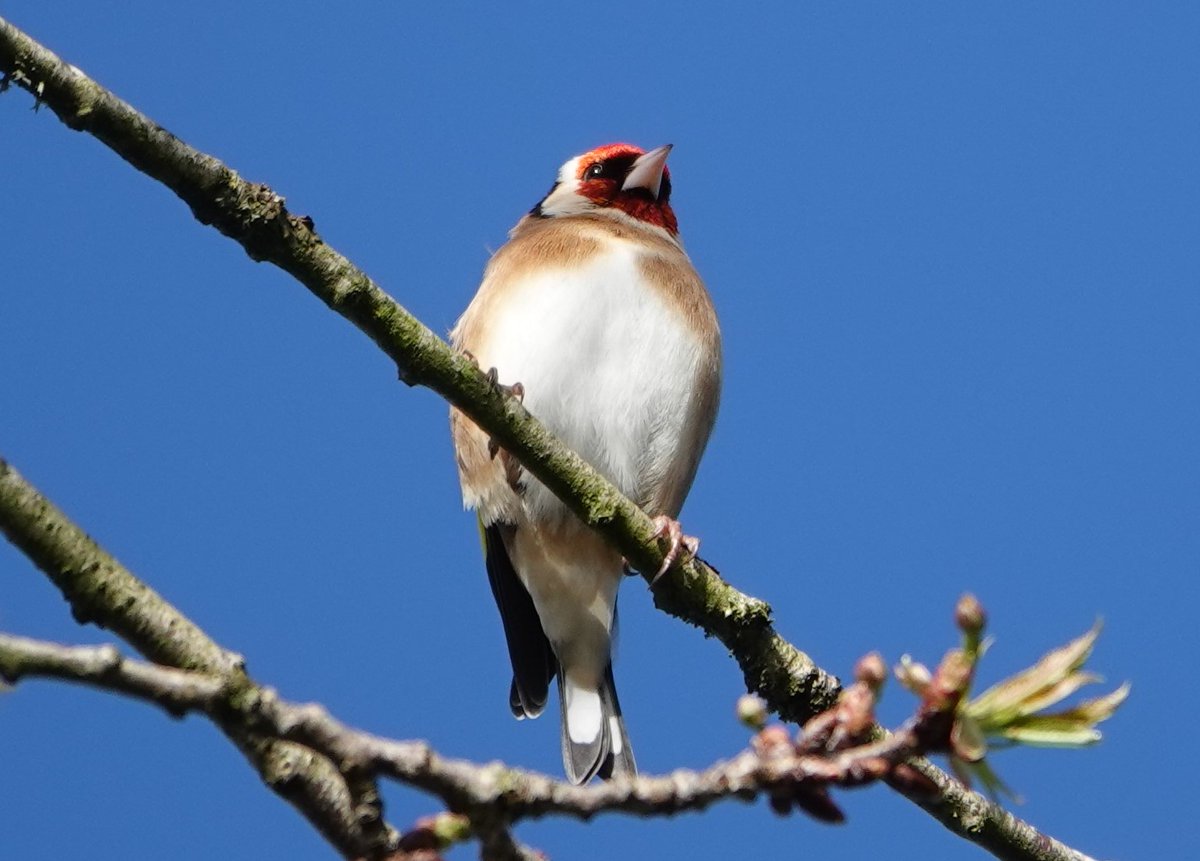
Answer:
531;143;679;235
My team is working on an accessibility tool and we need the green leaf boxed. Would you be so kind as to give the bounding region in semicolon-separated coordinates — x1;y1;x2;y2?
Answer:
966;621;1105;728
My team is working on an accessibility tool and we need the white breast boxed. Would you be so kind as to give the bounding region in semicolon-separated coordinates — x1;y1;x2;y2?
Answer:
471;239;708;524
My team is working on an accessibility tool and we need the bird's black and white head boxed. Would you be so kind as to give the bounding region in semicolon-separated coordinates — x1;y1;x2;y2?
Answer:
530;143;678;234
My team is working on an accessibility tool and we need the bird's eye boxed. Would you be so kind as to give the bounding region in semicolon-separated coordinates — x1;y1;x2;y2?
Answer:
585;162;606;179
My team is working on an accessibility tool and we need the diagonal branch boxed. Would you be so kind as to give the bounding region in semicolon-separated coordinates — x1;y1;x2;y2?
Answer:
0;12;835;730
0;15;1099;861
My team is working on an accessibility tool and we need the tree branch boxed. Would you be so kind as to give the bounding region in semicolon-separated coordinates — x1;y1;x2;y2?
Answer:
0;460;399;860
0;15;1101;861
0;631;1098;861
0;632;857;820
0;12;835;730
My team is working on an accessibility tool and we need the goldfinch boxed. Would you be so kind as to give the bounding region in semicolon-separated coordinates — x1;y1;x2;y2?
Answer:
450;143;721;783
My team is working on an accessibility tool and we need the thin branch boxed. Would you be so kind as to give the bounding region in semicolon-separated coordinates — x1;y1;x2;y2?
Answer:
0;629;539;860
0;16;1101;861
0;633;224;708
0;632;809;819
0;630;1094;861
0;460;399;860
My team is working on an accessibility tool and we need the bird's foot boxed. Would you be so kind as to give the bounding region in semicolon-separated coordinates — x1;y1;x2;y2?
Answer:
485;370;525;460
483;366;525;402
649;515;699;585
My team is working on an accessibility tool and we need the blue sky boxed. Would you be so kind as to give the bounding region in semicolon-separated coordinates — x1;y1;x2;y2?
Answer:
2;3;1196;858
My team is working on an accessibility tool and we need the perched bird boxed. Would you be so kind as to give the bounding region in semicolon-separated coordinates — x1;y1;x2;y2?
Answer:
450;143;721;783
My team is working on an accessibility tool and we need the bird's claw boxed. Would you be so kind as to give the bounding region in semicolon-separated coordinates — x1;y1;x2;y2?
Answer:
485;372;525;460
483;367;525;402
649;515;699;586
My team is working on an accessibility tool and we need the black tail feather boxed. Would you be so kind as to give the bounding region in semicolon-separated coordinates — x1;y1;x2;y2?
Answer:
596;663;636;780
559;663;637;784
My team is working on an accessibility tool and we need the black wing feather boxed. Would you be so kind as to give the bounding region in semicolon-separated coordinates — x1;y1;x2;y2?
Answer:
484;523;556;718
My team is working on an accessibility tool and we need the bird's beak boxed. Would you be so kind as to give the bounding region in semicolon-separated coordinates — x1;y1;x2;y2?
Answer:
621;144;673;200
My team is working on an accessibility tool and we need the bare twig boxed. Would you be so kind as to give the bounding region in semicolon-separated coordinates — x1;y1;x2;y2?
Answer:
0;633;225;709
